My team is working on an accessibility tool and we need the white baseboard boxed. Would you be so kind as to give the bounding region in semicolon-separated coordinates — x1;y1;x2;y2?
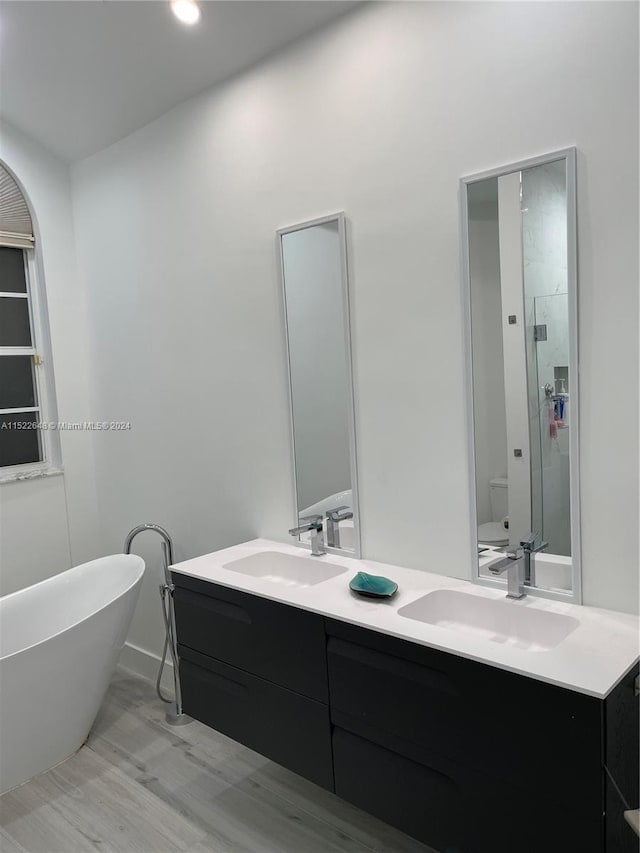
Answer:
117;640;175;694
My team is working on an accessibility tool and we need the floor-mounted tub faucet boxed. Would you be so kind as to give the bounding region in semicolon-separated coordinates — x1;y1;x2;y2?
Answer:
124;523;190;726
289;514;326;556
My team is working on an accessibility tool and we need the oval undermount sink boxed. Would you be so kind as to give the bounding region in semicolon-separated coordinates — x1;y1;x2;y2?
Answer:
398;590;580;652
223;551;347;588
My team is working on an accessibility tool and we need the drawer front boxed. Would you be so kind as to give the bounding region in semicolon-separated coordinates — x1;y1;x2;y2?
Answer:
173;574;328;701
333;724;603;853
179;645;334;791
326;618;603;816
334;725;468;853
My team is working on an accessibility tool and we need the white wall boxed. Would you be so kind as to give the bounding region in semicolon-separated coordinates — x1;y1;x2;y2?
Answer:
71;0;638;676
0;476;71;595
0;121;101;595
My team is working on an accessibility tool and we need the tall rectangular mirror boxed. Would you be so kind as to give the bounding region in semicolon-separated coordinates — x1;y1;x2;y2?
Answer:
278;213;360;556
461;149;580;601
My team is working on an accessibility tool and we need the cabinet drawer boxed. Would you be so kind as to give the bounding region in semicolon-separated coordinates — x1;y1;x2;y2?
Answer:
179;644;334;791
326;618;603;816
333;725;602;853
173;574;328;701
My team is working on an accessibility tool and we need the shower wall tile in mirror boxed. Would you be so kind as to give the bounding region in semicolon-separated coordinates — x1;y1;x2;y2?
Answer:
279;214;360;556
464;150;579;600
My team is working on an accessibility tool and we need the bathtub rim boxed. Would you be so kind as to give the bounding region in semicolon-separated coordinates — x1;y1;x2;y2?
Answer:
0;554;145;663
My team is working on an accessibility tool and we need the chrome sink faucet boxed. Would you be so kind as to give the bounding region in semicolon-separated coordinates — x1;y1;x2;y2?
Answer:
289;514;326;556
488;532;548;599
519;532;548;587
325;506;353;549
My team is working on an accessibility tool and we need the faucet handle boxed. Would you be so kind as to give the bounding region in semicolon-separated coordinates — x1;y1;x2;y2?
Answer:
520;532;548;553
289;514;326;556
506;546;524;560
326;506;353;522
520;531;537;549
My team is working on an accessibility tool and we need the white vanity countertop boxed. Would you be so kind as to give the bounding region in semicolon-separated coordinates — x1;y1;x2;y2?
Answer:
171;538;639;699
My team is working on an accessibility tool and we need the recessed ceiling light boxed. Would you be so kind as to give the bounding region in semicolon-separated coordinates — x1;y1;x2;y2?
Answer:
170;0;201;26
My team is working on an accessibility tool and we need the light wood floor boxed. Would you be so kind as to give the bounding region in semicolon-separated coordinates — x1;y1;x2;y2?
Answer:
0;670;434;853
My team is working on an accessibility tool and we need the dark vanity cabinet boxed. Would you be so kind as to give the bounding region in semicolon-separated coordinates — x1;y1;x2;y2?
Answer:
173;574;333;790
604;666;640;853
326;618;603;853
172;573;639;853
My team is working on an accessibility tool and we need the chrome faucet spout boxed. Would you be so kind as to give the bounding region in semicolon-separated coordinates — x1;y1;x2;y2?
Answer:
519;532;548;587
289;514;326;556
488;550;525;599
488;530;548;598
325;506;353;549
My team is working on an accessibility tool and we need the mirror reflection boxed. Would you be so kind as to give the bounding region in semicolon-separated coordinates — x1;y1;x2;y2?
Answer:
466;155;576;594
280;215;359;554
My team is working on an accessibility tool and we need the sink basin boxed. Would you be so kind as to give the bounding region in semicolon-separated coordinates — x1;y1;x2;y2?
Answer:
223;551;347;588
398;590;579;652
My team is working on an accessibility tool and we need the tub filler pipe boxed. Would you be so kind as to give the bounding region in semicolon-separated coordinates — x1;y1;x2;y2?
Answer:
124;523;191;726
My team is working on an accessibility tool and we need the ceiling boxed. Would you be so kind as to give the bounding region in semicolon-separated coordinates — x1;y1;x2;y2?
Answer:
0;1;359;163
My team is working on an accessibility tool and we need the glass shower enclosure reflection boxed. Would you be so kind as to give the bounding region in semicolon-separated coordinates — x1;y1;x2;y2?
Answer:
529;293;571;556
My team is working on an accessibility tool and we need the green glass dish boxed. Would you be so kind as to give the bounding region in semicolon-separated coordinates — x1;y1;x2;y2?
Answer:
349;571;398;599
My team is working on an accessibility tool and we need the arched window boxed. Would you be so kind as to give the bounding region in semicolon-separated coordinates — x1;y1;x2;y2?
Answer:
0;161;59;476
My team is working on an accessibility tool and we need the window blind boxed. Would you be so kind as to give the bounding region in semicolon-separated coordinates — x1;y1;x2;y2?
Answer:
0;164;34;248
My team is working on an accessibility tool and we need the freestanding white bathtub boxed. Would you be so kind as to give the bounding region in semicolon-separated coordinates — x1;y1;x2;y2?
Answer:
0;553;145;795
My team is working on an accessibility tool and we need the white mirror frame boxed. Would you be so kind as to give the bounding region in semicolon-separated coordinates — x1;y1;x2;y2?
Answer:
277;212;361;558
460;148;581;603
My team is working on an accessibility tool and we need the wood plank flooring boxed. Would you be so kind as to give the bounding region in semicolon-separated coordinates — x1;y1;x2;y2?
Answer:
0;670;435;853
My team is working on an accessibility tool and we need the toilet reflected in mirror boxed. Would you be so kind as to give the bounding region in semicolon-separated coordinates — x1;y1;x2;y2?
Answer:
477;477;509;548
